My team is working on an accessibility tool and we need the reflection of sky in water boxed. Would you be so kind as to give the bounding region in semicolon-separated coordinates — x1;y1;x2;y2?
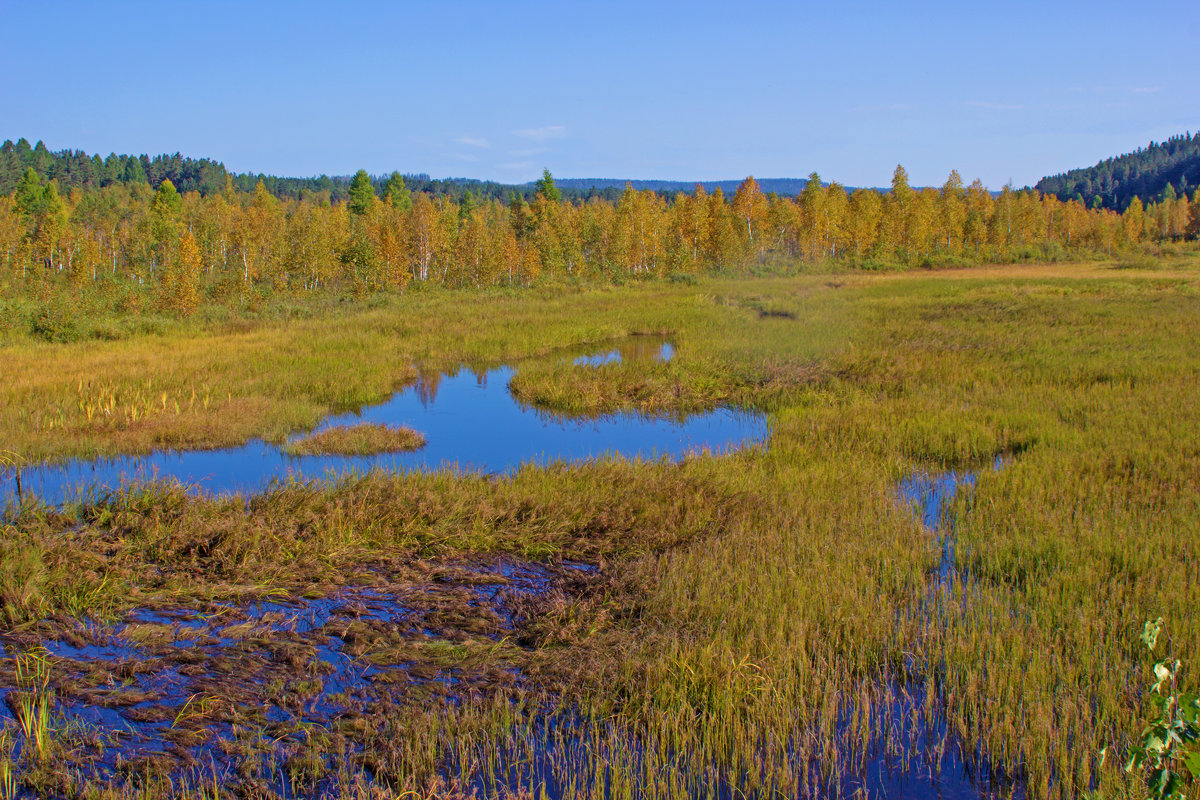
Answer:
897;469;978;586
897;470;976;531
6;341;766;506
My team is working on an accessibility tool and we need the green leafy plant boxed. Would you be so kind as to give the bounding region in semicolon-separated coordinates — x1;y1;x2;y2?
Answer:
1125;618;1200;800
29;300;81;343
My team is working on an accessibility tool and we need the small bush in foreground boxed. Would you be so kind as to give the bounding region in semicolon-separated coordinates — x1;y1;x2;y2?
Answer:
1122;618;1200;800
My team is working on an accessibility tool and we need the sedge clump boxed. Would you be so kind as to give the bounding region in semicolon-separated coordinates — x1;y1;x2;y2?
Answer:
283;423;426;457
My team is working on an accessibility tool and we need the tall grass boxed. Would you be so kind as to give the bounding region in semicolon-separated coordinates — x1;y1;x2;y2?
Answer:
0;255;1198;797
11;650;54;762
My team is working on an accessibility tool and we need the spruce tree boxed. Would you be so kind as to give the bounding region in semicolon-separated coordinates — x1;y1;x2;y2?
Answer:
459;189;477;220
122;156;147;184
348;169;376;216
384;171;411;211
13;167;43;218
535;168;561;203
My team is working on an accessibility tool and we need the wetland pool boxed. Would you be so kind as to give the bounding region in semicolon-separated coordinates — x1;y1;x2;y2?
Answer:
0;461;1022;800
0;335;1026;799
4;338;767;507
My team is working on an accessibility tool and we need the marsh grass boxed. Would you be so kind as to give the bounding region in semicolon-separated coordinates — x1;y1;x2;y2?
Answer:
0;276;852;464
284;423;427;457
0;254;1198;797
11;650;52;761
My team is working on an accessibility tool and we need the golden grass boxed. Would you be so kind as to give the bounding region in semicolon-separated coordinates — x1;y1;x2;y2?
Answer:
1;252;1199;798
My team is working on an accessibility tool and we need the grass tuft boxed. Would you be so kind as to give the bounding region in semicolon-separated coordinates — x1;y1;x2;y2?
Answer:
0;257;1199;797
283;423;427;457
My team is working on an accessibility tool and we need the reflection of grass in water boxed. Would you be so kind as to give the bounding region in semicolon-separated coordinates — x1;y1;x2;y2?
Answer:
283;422;426;457
1;258;1199;797
0;275;853;464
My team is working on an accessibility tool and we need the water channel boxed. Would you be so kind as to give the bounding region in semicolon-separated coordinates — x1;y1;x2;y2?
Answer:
0;340;1027;798
4;338;767;507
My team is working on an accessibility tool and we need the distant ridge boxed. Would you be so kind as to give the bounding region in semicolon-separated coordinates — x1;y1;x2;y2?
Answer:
3;138;755;203
0;139;846;202
1035;131;1200;210
544;178;818;196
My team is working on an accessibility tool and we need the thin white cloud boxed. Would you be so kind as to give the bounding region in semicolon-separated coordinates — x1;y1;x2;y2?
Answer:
497;161;534;172
1067;86;1160;95
853;103;913;111
451;153;481;162
513;125;567;142
508;147;548;157
456;136;491;148
965;101;1024;110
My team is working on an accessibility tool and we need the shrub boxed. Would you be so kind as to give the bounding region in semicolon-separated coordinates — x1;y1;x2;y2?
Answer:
29;300;81;343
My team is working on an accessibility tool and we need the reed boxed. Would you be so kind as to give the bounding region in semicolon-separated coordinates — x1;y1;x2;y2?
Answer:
283;423;427;457
0;731;14;800
0;256;1197;797
11;650;53;761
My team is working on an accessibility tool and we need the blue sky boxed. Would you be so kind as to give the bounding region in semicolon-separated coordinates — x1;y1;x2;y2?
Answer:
2;0;1197;187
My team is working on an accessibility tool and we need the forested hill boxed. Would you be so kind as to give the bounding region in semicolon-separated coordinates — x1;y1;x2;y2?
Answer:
0;137;820;204
550;178;815;196
1035;132;1200;210
0;138;541;203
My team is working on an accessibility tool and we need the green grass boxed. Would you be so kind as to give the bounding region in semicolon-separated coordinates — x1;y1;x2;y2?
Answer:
0;253;1199;798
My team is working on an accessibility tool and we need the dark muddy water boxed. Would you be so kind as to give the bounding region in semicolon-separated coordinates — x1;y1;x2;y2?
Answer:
448;465;1022;800
4;338;767;507
880;462;1023;800
0;464;1022;799
0;342;1027;798
0;558;596;787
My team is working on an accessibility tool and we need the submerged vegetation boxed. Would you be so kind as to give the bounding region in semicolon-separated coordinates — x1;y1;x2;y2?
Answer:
283;423;427;457
0;255;1198;798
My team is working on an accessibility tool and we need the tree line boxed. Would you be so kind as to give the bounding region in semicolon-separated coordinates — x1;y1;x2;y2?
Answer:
0;139;629;206
3;163;1199;317
1036;132;1200;211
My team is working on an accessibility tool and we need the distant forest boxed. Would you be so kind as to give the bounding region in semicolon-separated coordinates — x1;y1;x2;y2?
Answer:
11;132;1200;215
2;135;1198;323
1036;132;1200;211
551;178;817;196
0;138;635;205
3;139;777;205
0;139;834;207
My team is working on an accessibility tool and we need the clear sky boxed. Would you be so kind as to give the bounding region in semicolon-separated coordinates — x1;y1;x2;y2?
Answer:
2;0;1197;188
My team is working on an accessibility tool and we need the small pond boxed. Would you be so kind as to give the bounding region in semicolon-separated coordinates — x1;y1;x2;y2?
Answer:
5;338;768;507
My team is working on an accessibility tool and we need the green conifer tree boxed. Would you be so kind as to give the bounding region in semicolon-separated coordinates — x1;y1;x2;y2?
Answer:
13;168;43;219
348;170;376;216
535;169;561;203
122;156;147;184
459;189;477;221
384;171;412;211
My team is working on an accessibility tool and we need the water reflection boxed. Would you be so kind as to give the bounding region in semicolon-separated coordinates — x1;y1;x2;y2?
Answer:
6;339;765;506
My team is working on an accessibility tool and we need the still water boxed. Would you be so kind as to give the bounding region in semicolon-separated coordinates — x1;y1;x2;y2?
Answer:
6;339;768;506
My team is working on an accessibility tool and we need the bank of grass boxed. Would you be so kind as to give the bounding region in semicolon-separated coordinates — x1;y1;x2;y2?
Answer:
283;423;427;457
1;252;1199;798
